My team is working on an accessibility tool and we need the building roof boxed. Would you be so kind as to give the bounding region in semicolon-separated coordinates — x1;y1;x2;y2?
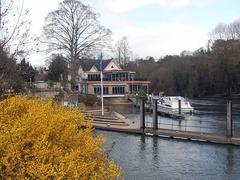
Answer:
35;71;47;81
79;58;113;72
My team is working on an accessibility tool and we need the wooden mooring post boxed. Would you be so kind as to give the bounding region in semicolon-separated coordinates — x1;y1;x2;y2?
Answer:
178;99;181;115
227;101;233;137
152;98;158;130
140;99;145;129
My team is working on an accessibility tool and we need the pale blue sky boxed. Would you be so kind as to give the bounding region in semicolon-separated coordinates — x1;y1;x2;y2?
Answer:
97;0;240;26
24;0;240;65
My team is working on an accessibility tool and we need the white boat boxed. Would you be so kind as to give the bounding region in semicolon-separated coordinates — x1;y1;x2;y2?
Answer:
157;96;194;114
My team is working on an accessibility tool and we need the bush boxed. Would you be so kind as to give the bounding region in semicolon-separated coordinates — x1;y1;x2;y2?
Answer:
78;94;110;107
0;96;121;179
78;94;98;106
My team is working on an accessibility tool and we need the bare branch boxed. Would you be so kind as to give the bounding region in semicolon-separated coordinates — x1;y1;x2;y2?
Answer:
44;0;110;61
0;0;31;57
43;0;111;72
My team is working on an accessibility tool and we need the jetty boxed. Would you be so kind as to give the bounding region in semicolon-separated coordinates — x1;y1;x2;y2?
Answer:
83;112;240;145
93;126;240;146
82;100;240;146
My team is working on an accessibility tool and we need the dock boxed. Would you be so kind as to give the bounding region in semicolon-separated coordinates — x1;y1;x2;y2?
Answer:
94;124;240;146
82;109;240;146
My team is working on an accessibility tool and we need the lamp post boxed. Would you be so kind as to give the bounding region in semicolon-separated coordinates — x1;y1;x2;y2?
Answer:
136;93;138;107
149;94;152;109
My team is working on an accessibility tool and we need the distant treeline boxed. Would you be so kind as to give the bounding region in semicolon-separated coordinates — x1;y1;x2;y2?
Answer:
126;39;240;98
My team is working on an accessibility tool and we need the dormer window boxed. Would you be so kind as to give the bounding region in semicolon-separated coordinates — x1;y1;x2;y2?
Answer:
111;65;114;68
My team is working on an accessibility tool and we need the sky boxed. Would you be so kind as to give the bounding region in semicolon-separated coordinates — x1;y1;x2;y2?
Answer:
23;0;240;65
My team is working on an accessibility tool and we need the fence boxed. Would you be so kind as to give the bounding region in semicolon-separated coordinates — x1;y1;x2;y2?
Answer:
138;99;240;137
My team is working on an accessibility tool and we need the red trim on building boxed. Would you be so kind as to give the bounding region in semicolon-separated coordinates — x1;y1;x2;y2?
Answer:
86;81;151;84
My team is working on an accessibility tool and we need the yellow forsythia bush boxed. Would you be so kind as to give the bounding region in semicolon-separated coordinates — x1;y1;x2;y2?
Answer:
0;97;122;179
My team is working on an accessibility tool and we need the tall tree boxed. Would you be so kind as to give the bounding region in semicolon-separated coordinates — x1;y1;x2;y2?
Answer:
0;45;23;93
43;0;111;79
115;36;132;65
47;54;68;82
18;58;36;82
211;39;240;98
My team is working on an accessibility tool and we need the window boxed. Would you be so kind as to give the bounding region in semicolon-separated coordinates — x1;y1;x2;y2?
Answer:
94;87;109;95
94;87;100;94
104;87;109;94
88;74;100;81
112;86;125;94
75;85;79;91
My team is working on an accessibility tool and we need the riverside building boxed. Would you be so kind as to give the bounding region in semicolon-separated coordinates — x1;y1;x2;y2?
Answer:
69;59;151;97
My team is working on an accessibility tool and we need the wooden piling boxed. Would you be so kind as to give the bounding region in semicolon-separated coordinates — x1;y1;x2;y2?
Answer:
153;99;158;130
140;99;145;129
178;99;181;115
227;101;233;137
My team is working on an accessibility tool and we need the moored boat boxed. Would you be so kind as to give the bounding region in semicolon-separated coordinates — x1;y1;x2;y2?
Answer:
157;96;194;114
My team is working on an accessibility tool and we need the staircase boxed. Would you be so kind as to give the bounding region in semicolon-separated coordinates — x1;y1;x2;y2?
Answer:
82;110;132;128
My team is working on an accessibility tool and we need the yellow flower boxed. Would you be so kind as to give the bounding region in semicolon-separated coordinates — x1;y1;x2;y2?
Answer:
0;96;122;179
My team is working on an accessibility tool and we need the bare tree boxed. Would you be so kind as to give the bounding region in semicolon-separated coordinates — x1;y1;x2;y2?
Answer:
115;36;132;65
231;20;240;39
210;23;228;40
43;0;111;78
210;20;240;41
0;0;31;57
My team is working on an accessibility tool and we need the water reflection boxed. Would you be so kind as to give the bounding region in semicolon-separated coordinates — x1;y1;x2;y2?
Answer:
225;147;234;176
139;135;146;160
152;137;159;165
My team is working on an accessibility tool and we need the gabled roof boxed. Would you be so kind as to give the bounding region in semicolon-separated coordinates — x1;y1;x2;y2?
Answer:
35;71;47;81
78;58;137;73
79;59;98;71
89;65;98;72
79;58;116;72
104;59;122;71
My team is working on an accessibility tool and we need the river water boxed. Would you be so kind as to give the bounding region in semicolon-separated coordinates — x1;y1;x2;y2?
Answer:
96;130;240;180
95;98;240;179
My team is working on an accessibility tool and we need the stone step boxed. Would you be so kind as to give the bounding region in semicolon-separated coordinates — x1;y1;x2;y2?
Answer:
93;121;129;126
83;110;130;127
94;119;125;123
84;115;118;120
83;111;112;114
83;112;112;116
85;117;124;123
92;115;118;120
91;113;113;116
82;109;109;113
